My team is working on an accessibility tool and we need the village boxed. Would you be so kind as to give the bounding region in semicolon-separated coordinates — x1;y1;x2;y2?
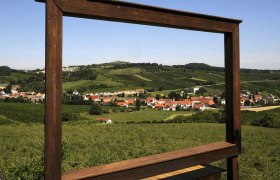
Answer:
1;83;279;111
0;84;45;103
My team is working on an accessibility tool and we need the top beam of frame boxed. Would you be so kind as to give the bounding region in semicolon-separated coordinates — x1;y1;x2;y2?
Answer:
35;0;242;33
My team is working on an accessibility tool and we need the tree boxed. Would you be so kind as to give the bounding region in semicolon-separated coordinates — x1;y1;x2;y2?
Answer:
88;73;97;80
213;97;219;105
77;87;86;93
117;93;125;97
196;88;207;95
0;66;11;76
182;91;188;99
244;100;251;106
252;94;256;102
176;105;181;111
135;98;141;111
89;103;102;115
155;94;161;100
67;89;74;94
168;91;181;100
4;84;11;94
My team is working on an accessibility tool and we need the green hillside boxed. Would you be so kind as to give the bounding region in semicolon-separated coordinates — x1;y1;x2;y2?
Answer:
0;66;31;83
1;63;280;96
59;63;280;96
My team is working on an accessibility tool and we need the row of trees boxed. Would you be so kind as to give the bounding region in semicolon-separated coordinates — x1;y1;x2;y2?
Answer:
9;74;45;93
63;68;98;82
155;88;208;101
0;66;12;76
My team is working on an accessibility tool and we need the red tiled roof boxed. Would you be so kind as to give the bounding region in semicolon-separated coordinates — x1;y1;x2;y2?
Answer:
127;99;135;104
96;117;109;121
200;99;215;105
145;97;156;102
191;97;200;101
90;95;100;100
117;102;128;106
193;103;204;109
103;98;112;103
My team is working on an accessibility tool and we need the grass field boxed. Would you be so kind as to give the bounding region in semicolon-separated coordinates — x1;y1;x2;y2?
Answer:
108;68;142;75
0;72;31;83
0;123;279;179
0;103;280;179
63;80;92;90
81;109;193;123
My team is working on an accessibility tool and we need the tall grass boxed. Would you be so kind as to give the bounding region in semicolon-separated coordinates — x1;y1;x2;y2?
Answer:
0;123;279;179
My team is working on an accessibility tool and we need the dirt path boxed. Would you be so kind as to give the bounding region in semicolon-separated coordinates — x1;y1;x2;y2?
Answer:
241;105;280;112
164;113;193;120
134;74;152;81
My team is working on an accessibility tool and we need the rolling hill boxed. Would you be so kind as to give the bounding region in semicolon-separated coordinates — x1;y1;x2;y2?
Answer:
1;63;280;96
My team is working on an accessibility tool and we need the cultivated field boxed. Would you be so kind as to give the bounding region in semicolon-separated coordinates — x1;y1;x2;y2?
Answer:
0;123;279;179
81;109;193;123
0;103;280;179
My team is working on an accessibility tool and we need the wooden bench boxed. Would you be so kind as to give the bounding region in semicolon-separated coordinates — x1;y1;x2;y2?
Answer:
144;164;225;180
62;142;236;180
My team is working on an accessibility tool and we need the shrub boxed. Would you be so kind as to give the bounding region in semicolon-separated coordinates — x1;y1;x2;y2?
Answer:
89;103;102;115
102;109;109;114
252;113;280;128
62;112;80;122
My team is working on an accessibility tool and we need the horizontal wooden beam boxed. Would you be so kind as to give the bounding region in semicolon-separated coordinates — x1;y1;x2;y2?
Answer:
62;142;238;180
35;0;241;33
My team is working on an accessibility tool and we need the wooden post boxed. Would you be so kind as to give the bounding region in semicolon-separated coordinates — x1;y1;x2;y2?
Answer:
35;0;242;179
45;0;63;179
224;26;241;180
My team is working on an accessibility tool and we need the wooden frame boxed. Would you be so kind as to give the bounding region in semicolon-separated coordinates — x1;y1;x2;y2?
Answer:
35;0;242;179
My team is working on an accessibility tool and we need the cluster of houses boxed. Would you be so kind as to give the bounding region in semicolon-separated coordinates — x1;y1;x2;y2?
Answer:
146;96;215;111
82;88;280;111
86;94;138;108
0;84;45;103
79;88;145;98
1;82;279;109
240;90;279;106
82;93;215;111
37;66;80;74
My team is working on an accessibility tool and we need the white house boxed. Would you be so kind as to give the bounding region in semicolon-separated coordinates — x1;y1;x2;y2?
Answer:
188;87;200;94
220;99;226;105
73;90;79;95
145;97;157;107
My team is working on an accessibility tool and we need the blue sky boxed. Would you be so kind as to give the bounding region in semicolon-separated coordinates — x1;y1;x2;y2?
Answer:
0;0;279;70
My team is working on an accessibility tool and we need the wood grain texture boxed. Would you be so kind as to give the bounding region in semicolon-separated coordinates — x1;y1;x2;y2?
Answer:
45;0;63;179
62;142;238;180
36;0;241;33
224;26;241;151
35;0;242;179
224;26;241;180
227;157;239;180
143;164;224;180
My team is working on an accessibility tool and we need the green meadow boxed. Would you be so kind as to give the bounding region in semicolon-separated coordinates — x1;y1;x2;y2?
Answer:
0;123;279;179
81;109;193;123
0;103;279;179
